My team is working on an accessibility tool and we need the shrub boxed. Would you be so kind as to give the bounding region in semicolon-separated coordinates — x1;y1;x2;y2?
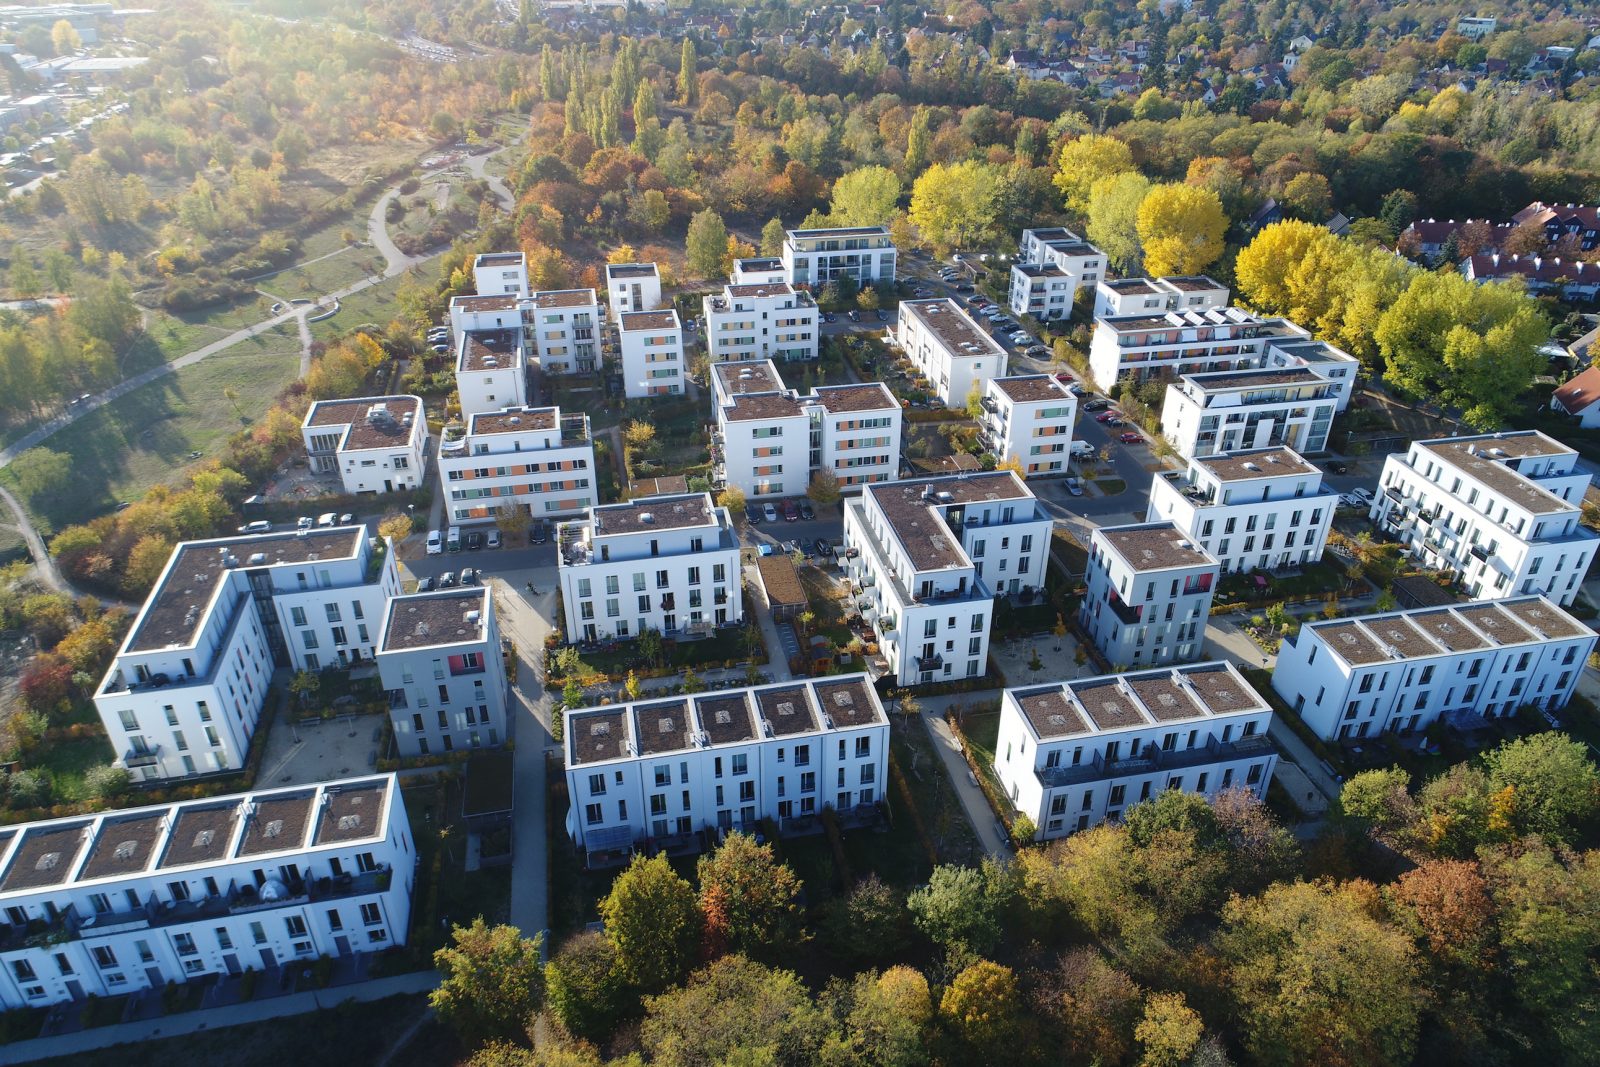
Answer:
83;764;131;801
6;769;50;809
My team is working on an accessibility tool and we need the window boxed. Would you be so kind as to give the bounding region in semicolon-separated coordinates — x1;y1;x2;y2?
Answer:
855;736;871;757
174;932;198;956
93;946;118;969
585;802;603;825
286;915;307;938
361;902;382;926
732;754;748;775
250;922;267;945
327;909;344;931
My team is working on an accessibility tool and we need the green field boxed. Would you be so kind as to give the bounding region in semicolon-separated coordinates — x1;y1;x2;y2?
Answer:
308;271;415;341
2;338;303;534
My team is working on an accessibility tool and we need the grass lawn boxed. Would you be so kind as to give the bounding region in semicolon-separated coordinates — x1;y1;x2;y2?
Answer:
1;339;303;535
145;300;279;361
24;731;116;804
309;271;414;342
400;778;511;958
955;708;1010;821
1094;478;1128;495
570;628;757;679
891;720;983;869
255;245;387;303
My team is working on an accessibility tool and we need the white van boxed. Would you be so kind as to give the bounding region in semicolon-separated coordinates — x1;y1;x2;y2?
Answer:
236;520;272;535
1069;441;1095;458
446;526;461;553
316;512;337;528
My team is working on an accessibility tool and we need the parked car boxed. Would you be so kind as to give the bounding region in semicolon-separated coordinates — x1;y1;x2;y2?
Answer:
814;537;834;556
782;499;800;521
875;309;888;321
822;312;837;323
487;529;502;549
1065;479;1085;497
954;283;974;293
1026;345;1049;358
1068;383;1086;396
746;503;762;524
297;516;314;530
799;500;815;520
763;502;779;523
439;571;457;588
1083;399;1110;412
1094;412;1120;423
237;520;272;534
1349;487;1374;506
1338;494;1362;509
1054;371;1074;383
416;576;435;592
1324;460;1349;475
431;343;449;354
1119;431;1142;444
427;530;443;554
757;542;774;556
464;530;485;550
460;568;478;585
530;524;549;544
339;513;354;525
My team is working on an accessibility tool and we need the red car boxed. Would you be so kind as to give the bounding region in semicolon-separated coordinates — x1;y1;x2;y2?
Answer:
1094;412;1119;423
1119;431;1142;444
782;499;800;521
1054;371;1073;383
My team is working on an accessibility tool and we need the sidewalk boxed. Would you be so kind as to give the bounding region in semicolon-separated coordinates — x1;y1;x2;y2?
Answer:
916;692;1011;857
6;971;438;1065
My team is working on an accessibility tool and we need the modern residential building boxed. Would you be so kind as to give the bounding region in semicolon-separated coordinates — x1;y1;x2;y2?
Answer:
1273;596;1595;740
842;472;1052;685
702;281;819;364
782;226;897;289
980;375;1078;477
376;588;508;758
524;289;602;376
1007;227;1105;321
614;309;685;399
994;662;1277;840
1160;367;1341;459
710;361;901;498
1086;306;1309;394
563;675;890;853
604;262;661;318
438;405;596;524
1146;447;1337;574
1369;431;1599;606
455;329;527;418
1456;15;1496;38
1080;523;1219;669
732;257;786;285
473;251;528;296
300;396;428;495
892;298;1008;408
1093;275;1229;319
556;493;743;643
0;775;414;1010
94;527;402;782
447;293;522;340
1260;338;1359;408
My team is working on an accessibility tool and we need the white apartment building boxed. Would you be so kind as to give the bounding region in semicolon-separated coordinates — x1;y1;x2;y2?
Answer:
1093;275;1229;319
980;375;1078;477
1146;447;1337;574
301;396;428;495
702;281;819;364
525;290;602;376
1081;523;1219;669
892;298;1008;408
448;293;522;342
564;675;889;852
995;662;1277;840
377;588;509;758
616;309;685;399
1261;338;1358;408
438;405;596;524
604;262;661;318
711;361;902;497
456;329;527;418
1007;227;1105;322
1457;15;1496;38
0;775;414;1009
1160;367;1341;459
473;251;528;296
95;527;401;782
557;493;743;643
1087;306;1310;394
1273;596;1595;741
1370;431;1600;607
843;472;1052;686
732;256;786;285
782;226;897;289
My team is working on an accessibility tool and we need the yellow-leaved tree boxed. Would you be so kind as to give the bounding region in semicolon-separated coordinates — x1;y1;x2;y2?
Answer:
1053;134;1135;217
1135;183;1227;277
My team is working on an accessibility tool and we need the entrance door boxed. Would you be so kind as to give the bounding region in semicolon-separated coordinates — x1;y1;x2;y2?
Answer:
223;954;240;976
334;935;350;956
259;948;275;969
384;479;393;492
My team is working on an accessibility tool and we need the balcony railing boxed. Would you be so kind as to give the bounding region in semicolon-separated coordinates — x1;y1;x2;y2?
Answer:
123;745;161;768
1037;735;1274;788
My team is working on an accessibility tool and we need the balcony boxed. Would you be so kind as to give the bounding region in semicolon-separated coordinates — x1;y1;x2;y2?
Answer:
1037;735;1274;788
560;414;590;444
915;653;944;671
1106;592;1143;626
123;744;161;769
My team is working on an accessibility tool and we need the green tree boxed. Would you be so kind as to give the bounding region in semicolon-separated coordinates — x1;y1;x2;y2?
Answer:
272;124;311;168
1053;133;1135;216
1086;171;1151;274
430;919;546;1044
1481;732;1600;844
1136;183;1227;276
901;107;933;180
827;966;932;1067
686;208;729;279
598;853;699;992
819;875;909;966
697;832;806;960
760;216;786;256
906;862;1007;954
641;955;828;1066
8;254;39;300
940;959;1024;1054
829;166;901;227
677;39;698;105
562;677;584;709
544;930;627;1043
808;470;840;507
909;160;1001;256
1281;172;1333;221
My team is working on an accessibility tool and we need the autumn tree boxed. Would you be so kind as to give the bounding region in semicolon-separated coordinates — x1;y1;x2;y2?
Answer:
716;485;746;515
908;160;1001;255
685;208;729;279
597;853;699;992
430;919;546;1044
697;832;806;961
1034;948;1142;1066
826;965;932;1067
677;39;697;105
544;930;628;1043
1135;991;1204;1067
1280;172;1333;221
1481;731;1600;844
829;166;901;227
808;470;840;507
940;959;1025;1055
1136;183;1227;276
1086;171;1152;274
1053;134;1136;217
378;512;414;544
640;956;829;1066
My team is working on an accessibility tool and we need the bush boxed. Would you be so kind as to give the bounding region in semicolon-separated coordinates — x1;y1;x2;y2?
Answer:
84;764;130;801
6;769;49;809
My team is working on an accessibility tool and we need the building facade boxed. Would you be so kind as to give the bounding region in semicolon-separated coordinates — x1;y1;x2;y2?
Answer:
782;226;897;289
810;383;902;490
1087;307;1309;394
564;676;890;853
995;662;1277;840
1369;431;1599;606
525;290;602;376
377;588;508;758
301;396;428;495
1081;523;1219;669
455;329;527;418
1273;596;1595;740
842;472;1052;685
702;282;819;364
604;262;661;318
1093;276;1228;319
0;775;413;1009
892;298;1008;408
557;494;743;643
1007;227;1105;322
1146;448;1337;574
616;310;685;399
95;528;401;782
1160;367;1341;459
438;406;596;524
732;257;786;285
980;375;1078;477
473;252;528;296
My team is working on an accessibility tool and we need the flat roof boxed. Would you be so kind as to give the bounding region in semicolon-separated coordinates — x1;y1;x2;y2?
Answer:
1184;368;1322;391
1194;447;1317;482
237;792;314;857
592;493;716;536
727;282;797;299
1164;275;1225;292
714;360;785;396
381;589;490;652
452;294;518;312
315;781;388;845
789;225;889;237
1;824;89;891
620;310;679;332
735;256;782;271
606;262;658;279
476;252;524;267
1499;597;1591;640
634;700;690;756
1016;687;1091;739
304;395;423;451
756;554;806;610
992;375;1071;404
160;804;239;869
811;677;879;727
811;382;896;413
459;329;522;373
1415;432;1577;516
1098;523;1216;572
1015;662;1264;739
899;299;1004;358
469;407;558;435
696;693;756;744
1105;278;1161;294
631;475;689;497
1014;262;1069;278
1301;596;1590;666
726;393;805;421
127;528;365;654
569;710;627;765
532;288;596;310
1362;615;1441;660
867;472;1033;572
78;811;164;881
753;684;819;737
1125;673;1206;722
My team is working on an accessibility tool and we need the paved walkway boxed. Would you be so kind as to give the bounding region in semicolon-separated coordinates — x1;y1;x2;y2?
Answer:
916;692;1010;857
5;971;438;1064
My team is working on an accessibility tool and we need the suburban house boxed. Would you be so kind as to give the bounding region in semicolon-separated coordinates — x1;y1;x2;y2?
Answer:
1550;366;1600;428
300;396;428;495
1006;227;1106;322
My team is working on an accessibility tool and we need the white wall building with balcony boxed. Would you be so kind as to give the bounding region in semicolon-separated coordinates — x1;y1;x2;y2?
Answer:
473;252;528;296
377;588;508;758
564;676;889;853
604;262;661;318
995;662;1277;839
557;494;743;644
1369;431;1599;606
732;257;786;285
1007;227;1105;322
1081;523;1218;669
1087;307;1310;395
891;298;1008;408
616;309;685;399
1273;596;1595;740
94;528;401;782
525;290;602;376
782;226;897;289
1146;447;1337;574
0;775;413;1009
981;375;1078;477
438;405;596;524
702;282;818;364
1161;367;1342;460
1093;275;1229;319
842;472;1052;686
456;329;527;418
301;396;428;496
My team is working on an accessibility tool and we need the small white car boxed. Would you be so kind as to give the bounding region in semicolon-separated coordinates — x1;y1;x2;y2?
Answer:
426;530;443;555
1349;487;1374;506
487;529;502;549
763;503;779;523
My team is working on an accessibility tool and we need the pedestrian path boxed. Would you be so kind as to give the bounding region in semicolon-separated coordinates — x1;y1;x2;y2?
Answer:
914;692;1010;857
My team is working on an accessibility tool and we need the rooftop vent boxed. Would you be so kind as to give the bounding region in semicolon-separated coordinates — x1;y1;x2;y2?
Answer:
659;717;675;733
34;851;60;871
193;829;214;849
465;610;481;624
591;722;610;736
715;709;732;724
263;820;283;839
113;840;139;860
337;814;362;831
247;553;267;565
1242;462;1260;471
1047;713;1067;726
832;691;853;707
639;513;655;524
776;701;795;717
